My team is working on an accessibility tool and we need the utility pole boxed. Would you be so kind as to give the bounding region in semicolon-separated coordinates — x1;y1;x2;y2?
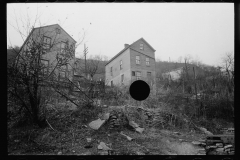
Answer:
83;44;88;78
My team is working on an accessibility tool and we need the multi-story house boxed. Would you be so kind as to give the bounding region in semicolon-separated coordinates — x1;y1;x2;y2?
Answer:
17;24;76;81
105;38;156;91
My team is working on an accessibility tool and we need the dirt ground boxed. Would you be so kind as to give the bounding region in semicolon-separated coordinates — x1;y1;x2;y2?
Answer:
8;104;207;155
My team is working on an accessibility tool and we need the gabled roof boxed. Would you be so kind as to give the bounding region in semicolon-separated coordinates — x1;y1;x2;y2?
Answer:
33;24;77;43
138;37;156;52
105;37;155;66
18;24;76;54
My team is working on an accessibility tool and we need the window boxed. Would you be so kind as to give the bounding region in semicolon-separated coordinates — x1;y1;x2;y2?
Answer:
60;41;67;53
140;43;144;50
136;71;141;80
59;71;66;80
111;81;113;87
56;28;61;34
146;57;150;66
110;67;113;76
136;56;140;64
132;71;135;76
120;60;123;70
147;72;151;78
74;63;78;75
43;36;51;49
121;74;124;85
41;59;49;76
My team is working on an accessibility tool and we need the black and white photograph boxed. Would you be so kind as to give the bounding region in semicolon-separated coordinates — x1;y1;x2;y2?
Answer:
7;3;234;155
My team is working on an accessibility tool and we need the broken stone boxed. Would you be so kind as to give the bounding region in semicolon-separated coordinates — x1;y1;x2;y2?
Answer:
120;132;133;141
173;132;181;135
216;143;223;148
192;141;201;146
100;113;110;120
135;127;144;133
129;121;139;128
216;148;224;152
224;145;233;149
81;151;92;155
136;151;145;155
89;118;106;130
98;150;108;155
199;127;213;135
98;142;112;151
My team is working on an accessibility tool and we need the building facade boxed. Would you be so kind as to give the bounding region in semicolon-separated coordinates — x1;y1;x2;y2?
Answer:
18;24;76;81
105;38;156;91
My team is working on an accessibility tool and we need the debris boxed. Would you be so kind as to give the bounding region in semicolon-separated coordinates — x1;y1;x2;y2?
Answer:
136;151;145;155
129;121;139;128
224;144;233;149
89;118;106;130
81;151;92;155
84;138;93;148
199;127;213;135
103;105;108;108
81;125;87;129
129;120;144;133
216;143;223;148
57;151;62;155
120;132;133;141
135;127;144;133
98;150;108;155
192;141;201;146
98;142;112;151
173;132;181;135
100;113;110;120
216;148;224;152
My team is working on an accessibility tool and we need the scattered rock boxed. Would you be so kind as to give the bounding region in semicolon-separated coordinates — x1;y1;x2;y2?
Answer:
129;121;139;128
98;142;112;151
120;132;133;141
192;141;201;146
100;113;110;120
98;150;108;155
216;143;223;148
135;127;144;134
216;148;224;152
103;105;108;108
89;118;106;130
81;151;92;155
173;132;181;135
136;151;145;155
224;144;233;149
129;120;144;133
199;127;213;135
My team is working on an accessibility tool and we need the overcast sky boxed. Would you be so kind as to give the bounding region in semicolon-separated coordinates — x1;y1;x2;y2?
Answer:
7;3;234;67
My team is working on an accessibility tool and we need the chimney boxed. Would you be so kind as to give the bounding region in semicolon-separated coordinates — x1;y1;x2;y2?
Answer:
124;44;129;48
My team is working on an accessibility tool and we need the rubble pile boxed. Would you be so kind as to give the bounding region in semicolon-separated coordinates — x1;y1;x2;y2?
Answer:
107;110;129;132
205;128;234;155
206;144;234;155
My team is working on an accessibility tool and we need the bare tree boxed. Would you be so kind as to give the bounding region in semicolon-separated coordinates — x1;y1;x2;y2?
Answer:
222;52;234;84
7;11;80;127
